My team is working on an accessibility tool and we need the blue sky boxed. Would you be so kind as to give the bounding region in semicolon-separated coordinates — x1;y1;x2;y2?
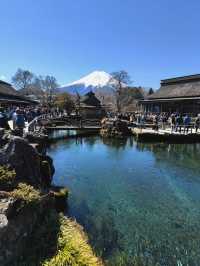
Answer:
0;0;200;88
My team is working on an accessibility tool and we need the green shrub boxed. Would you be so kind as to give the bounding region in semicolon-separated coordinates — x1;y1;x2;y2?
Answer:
11;183;41;205
0;166;16;190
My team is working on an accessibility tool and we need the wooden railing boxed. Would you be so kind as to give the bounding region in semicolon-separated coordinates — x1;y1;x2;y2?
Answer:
25;114;101;133
25;113;62;133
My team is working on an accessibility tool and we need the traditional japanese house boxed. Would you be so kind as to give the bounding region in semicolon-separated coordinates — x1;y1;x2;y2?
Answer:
0;80;38;106
139;74;200;115
79;91;106;118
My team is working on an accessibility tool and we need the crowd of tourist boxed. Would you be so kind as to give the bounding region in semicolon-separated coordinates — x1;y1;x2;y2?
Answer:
104;111;200;134
132;112;200;133
0;106;55;131
1;104;200;135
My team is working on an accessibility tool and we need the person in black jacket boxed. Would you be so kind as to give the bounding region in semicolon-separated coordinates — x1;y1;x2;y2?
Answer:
0;107;9;129
195;115;200;133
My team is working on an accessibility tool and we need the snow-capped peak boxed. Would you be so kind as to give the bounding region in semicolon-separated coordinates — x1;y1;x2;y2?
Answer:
58;70;127;95
61;71;113;88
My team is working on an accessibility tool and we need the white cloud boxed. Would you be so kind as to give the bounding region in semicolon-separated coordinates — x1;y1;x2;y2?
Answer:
0;75;7;81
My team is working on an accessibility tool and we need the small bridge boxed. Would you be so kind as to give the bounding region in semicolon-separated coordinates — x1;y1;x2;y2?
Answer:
25;114;101;133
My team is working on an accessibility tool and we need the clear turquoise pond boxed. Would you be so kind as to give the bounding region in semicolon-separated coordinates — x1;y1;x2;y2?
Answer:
47;136;200;266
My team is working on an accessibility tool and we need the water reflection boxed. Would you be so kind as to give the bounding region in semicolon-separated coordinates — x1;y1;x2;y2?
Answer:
48;129;77;139
48;135;200;266
102;137;129;150
136;142;200;175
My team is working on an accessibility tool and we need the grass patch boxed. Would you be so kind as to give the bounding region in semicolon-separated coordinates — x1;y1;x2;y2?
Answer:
43;215;103;266
16;210;103;266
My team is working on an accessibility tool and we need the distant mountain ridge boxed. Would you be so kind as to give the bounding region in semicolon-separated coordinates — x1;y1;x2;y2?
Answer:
57;71;119;95
57;70;148;112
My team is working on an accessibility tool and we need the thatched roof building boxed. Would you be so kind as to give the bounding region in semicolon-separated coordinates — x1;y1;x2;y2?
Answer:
0;80;38;106
79;91;105;118
139;74;200;114
81;91;101;107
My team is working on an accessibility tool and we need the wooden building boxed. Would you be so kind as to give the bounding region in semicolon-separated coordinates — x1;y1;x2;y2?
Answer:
139;74;200;115
79;91;106;119
0;80;38;106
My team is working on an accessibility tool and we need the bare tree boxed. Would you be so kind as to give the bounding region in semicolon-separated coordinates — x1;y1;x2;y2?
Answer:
32;75;43;89
40;76;59;107
109;70;131;113
12;68;34;90
55;92;75;115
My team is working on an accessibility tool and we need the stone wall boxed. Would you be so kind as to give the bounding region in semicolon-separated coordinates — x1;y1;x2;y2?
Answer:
0;192;54;265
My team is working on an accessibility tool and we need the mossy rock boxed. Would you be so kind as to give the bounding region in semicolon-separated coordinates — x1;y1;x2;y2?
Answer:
11;183;41;203
41;160;52;187
51;186;69;213
0;166;16;191
10;183;41;214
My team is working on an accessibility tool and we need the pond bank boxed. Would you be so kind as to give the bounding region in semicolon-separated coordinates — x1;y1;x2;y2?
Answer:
132;127;200;143
0;131;102;266
44;118;200;144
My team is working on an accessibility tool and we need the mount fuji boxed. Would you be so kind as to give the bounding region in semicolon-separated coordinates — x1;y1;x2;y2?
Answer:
57;71;123;95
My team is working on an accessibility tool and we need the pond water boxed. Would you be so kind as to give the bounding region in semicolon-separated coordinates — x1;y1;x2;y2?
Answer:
47;136;200;266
